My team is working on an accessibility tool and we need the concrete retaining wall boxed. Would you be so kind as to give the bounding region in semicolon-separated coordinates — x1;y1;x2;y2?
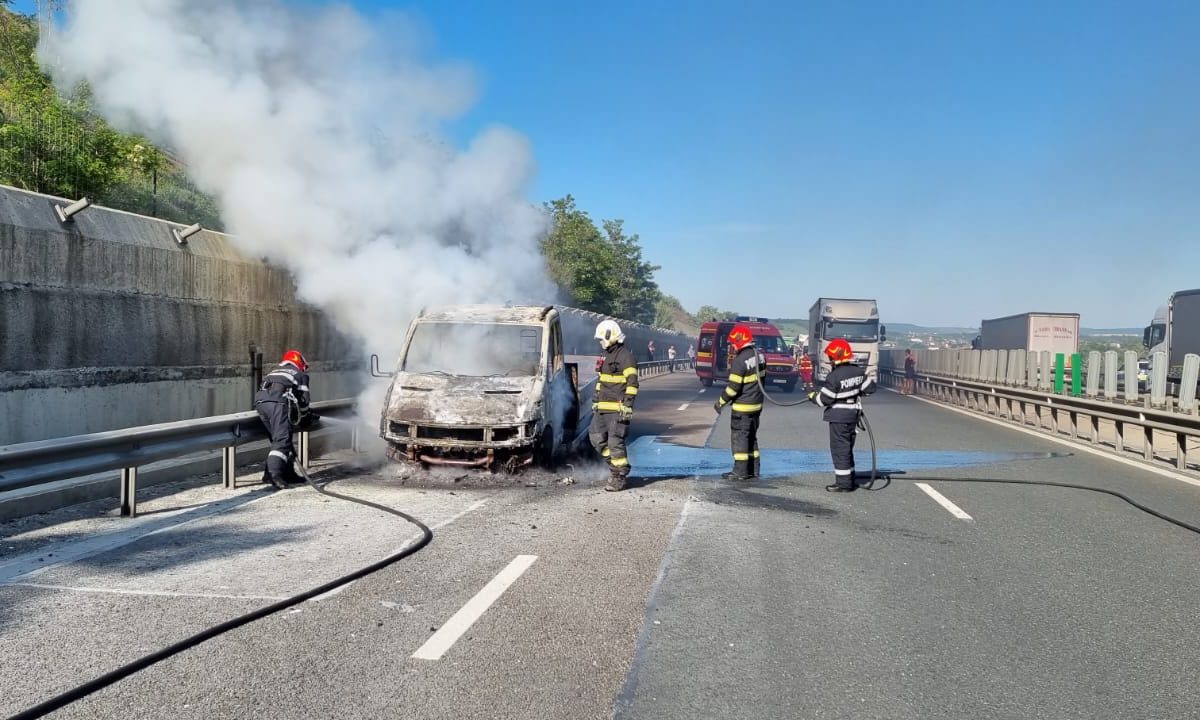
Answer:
0;186;360;444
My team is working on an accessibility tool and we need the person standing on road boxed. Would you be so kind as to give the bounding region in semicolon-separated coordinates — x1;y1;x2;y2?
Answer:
647;339;656;363
687;343;695;367
797;347;814;392
255;349;313;489
668;344;677;373
714;324;766;481
591;320;639;492
903;349;917;395
809;339;875;492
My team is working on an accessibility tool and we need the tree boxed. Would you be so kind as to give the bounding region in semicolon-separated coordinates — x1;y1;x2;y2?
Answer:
541;196;622;315
602;218;661;325
695;305;735;322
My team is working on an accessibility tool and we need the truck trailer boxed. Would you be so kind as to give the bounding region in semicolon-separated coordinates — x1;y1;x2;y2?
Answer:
976;312;1080;355
1144;289;1200;384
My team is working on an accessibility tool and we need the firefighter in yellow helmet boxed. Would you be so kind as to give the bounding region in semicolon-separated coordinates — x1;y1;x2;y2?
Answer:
714;324;766;480
590;320;638;491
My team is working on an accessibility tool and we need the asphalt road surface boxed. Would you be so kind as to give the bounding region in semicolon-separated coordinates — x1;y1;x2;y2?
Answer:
3;370;1200;719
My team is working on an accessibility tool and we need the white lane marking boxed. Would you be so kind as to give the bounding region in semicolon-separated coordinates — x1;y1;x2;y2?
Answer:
0;582;288;601
889;388;1200;489
677;403;690;411
915;483;974;520
697;388;706;395
311;497;491;603
0;491;277;583
412;554;538;661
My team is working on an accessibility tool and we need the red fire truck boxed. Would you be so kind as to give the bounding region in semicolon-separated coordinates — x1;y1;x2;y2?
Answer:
695;316;801;392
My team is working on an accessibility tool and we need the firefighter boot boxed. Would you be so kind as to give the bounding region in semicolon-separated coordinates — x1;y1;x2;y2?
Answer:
750;455;761;479
281;461;306;487
825;474;855;492
261;470;285;490
722;460;753;481
604;468;627;492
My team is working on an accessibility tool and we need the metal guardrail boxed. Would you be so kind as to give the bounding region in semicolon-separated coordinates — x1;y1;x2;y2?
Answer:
0;399;355;517
881;369;1200;475
638;359;694;377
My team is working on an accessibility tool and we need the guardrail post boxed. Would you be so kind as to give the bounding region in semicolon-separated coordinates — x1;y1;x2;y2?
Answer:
1124;351;1140;404
1179;354;1200;414
1178;433;1189;471
1149;351;1168;409
1053;353;1065;394
1025;350;1036;388
1039;351;1053;391
298;431;310;468
1086;351;1101;398
1070;353;1082;397
120;467;138;517
1103;351;1118;400
222;446;236;489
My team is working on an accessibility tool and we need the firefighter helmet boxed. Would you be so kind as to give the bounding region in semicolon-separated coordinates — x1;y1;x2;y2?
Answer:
728;324;754;352
595;320;625;350
825;339;853;364
281;349;308;372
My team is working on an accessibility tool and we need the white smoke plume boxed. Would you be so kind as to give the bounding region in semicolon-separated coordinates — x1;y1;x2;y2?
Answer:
41;0;555;374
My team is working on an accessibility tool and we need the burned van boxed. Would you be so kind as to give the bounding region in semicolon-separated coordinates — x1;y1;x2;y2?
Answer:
378;305;586;471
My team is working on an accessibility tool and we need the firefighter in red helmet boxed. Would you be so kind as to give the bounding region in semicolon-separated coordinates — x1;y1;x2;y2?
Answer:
809;338;875;492
713;324;766;480
254;349;313;489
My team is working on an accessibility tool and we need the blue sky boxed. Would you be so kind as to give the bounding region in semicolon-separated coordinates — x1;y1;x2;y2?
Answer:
15;1;1200;327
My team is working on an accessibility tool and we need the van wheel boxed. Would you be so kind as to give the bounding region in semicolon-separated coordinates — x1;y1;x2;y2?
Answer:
702;378;713;387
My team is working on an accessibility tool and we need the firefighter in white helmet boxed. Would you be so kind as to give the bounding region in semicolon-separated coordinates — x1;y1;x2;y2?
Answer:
590;319;638;491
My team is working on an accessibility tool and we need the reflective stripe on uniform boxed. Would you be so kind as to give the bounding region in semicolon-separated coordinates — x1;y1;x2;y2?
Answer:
595;401;624;411
269;450;289;460
625;386;638;396
752;450;761;458
601;448;611;457
732;403;762;413
724;386;738;397
834;469;853;476
623;367;638;377
610;457;629;467
732;452;751;461
728;373;747;384
598;373;625;383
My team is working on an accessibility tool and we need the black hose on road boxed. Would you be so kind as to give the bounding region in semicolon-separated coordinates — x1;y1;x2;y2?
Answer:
5;464;432;720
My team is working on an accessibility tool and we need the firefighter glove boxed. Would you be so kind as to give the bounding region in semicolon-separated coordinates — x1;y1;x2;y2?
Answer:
807;391;817;404
619;403;634;422
713;398;724;413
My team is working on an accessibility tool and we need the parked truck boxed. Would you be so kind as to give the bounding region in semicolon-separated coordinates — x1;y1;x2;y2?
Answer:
975;312;1080;356
808;298;884;381
1144;289;1200;385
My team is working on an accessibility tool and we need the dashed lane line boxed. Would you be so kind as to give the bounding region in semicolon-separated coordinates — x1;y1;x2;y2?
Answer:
412;554;538;661
915;483;974;520
677;403;690;411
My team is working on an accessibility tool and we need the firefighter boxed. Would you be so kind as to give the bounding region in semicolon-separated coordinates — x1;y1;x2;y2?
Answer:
254;349;312;489
590;320;638;491
809;338;875;492
797;347;815;392
714;324;766;481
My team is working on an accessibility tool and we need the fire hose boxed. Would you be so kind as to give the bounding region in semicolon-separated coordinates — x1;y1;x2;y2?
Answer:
5;462;432;720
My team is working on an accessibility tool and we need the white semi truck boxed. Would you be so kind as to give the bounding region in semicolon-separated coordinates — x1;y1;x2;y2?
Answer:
808;298;884;381
1144;289;1200;386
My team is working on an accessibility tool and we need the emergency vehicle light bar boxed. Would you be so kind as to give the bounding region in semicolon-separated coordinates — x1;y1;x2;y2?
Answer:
735;316;769;323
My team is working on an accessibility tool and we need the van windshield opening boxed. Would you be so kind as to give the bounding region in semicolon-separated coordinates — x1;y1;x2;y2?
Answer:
825;320;879;342
753;335;789;353
403;323;543;377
